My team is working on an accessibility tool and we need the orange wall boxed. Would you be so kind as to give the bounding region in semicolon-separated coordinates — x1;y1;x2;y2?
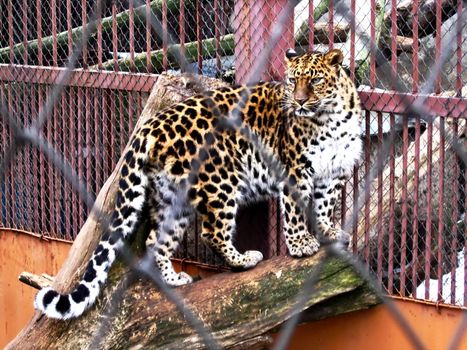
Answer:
285;299;467;350
0;229;71;348
2;228;467;349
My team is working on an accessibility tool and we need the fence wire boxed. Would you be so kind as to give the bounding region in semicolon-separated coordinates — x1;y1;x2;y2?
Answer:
0;0;467;349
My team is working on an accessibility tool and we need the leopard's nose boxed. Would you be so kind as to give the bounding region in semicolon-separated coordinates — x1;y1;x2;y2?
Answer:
295;97;308;106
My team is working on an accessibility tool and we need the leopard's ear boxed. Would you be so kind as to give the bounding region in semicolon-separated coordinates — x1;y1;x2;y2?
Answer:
285;48;299;60
324;49;343;67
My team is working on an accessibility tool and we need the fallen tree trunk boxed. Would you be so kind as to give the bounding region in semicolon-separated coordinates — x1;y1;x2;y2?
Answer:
7;74;378;349
94;34;235;72
0;0;192;64
9;253;378;350
295;22;350;46
383;0;458;38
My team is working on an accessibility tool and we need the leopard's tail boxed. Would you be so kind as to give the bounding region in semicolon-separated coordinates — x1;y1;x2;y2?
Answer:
34;135;152;319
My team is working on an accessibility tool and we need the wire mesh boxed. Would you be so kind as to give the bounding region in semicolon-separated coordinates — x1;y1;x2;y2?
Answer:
0;0;467;348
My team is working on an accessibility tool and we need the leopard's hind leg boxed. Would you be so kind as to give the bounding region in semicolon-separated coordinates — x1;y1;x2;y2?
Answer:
146;174;195;286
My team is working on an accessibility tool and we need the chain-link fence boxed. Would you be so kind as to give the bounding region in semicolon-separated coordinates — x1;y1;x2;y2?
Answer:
0;0;467;347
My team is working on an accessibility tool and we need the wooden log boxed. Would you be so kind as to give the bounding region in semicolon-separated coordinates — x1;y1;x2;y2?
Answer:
395;36;414;53
7;253;379;350
94;34;235;72
18;272;54;290
382;0;458;38
6;74;378;349
295;23;350;46
0;0;192;64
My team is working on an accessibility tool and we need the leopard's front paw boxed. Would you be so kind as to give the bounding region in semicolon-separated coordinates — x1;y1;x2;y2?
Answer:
287;235;320;258
228;250;264;270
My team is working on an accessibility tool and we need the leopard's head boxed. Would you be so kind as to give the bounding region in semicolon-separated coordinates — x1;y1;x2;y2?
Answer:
283;49;344;117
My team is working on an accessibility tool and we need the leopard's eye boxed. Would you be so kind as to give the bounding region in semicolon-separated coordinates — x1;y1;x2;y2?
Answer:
288;77;296;84
310;77;323;86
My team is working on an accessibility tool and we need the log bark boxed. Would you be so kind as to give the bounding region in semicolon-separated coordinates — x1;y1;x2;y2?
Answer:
0;0;192;64
295;23;350;46
383;0;458;39
7;73;378;349
8;253;379;350
18;272;54;290
94;34;235;72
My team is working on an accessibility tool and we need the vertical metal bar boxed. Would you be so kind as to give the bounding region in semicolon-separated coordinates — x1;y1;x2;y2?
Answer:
112;0;119;72
400;116;409;296
456;0;463;96
30;85;39;233
54;95;62;236
179;0;186;71
94;89;102;192
67;0;72;57
65;89;72;239
424;120;433;300
411;118;421;297
119;91;125;154
7;0;13;63
82;0;88;67
110;91;117;169
102;91;109;180
349;0;356;81
78;87;85;231
38;88;47;234
340;185;347;228
308;0;314;51
146;0;152;72
449;121;459;304
129;0;135;71
196;0;203;74
451;0;462;303
22;0;28;64
411;0;421;298
128;92;135;133
435;0;442;94
364;110;371;266
51;0;58;66
369;0;376;87
388;0;398;295
45;87;53;233
328;0;334;49
388;113;395;294
97;0;103;69
37;0;43;65
214;0;221;74
436;118;445;301
390;0;397;80
377;111;383;284
85;88;92;200
352;164;359;254
162;0;168;70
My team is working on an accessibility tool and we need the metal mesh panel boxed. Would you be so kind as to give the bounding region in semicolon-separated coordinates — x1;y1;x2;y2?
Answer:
0;0;466;314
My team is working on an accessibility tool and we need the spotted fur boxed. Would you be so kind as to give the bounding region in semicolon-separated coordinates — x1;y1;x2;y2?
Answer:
35;49;362;319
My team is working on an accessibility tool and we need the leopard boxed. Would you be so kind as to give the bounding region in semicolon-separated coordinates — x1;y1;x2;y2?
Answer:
35;48;362;319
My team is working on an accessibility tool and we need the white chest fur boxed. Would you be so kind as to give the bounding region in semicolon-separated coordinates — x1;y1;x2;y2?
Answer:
307;112;362;180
